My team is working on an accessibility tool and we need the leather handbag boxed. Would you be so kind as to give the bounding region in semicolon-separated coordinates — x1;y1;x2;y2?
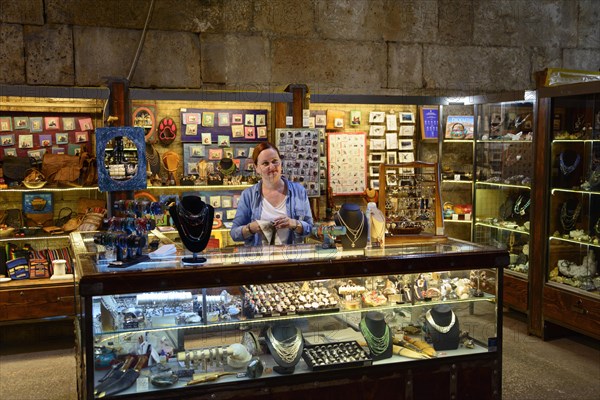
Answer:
2;156;32;184
41;153;82;185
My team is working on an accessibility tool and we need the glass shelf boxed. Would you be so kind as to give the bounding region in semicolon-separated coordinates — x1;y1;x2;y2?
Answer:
551;188;600;196
0;234;71;242
442;180;473;184
477;139;532;144
476;182;531;190
552;139;600;144
443;219;473;224
0;186;99;193
144;184;252;191
549;235;600;248
475;222;530;235
443;139;474;144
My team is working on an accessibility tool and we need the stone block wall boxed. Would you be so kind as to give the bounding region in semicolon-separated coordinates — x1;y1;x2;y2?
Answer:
0;0;598;95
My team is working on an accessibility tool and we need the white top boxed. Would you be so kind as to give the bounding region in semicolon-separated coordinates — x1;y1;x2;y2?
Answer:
261;196;289;245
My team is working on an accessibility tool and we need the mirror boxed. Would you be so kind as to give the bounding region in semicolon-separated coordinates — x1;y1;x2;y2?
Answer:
96;127;147;192
132;106;156;144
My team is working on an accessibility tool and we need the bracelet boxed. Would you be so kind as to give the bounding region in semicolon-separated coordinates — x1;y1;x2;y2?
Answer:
247;223;254;235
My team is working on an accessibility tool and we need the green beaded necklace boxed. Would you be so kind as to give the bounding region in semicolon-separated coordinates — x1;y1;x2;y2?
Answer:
359;319;390;355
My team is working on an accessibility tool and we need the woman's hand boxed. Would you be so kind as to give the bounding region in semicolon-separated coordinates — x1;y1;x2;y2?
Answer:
273;216;296;231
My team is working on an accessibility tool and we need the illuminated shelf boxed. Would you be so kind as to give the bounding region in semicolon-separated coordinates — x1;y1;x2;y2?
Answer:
443;219;473;224
442;179;473;184
552;139;600;144
144;185;252;191
0;186;99;193
549;235;600;248
551;188;600;196
476;182;531;190
443;139;474;143
475;222;530;235
477;139;532;143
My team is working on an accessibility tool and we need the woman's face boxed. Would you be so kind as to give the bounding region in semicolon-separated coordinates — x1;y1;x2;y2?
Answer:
256;148;282;183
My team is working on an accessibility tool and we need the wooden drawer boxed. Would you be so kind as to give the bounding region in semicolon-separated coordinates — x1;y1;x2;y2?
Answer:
0;284;75;322
503;272;528;312
543;285;600;340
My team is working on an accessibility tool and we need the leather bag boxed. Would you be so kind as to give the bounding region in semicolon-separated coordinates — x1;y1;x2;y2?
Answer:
41;153;82;185
2;156;32;184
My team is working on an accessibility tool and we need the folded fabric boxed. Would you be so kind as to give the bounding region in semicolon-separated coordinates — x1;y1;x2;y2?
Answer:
7;258;29;280
148;244;177;259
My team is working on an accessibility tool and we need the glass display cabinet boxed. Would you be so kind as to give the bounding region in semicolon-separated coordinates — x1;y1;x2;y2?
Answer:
473;94;535;313
533;80;600;339
73;232;507;399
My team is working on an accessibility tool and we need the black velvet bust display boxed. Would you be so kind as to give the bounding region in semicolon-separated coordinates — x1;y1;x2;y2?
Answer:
334;203;368;250
556;149;583;189
264;324;304;375
168;195;214;264
424;305;460;351
360;311;393;361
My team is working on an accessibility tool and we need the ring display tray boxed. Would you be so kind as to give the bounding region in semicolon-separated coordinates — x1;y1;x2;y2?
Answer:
302;341;373;371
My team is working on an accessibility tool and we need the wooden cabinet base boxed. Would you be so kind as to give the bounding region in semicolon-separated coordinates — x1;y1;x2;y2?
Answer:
543;285;600;340
503;272;528;313
0;280;75;322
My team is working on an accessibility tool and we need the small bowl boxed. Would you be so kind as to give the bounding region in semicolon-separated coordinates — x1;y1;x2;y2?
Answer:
23;180;47;189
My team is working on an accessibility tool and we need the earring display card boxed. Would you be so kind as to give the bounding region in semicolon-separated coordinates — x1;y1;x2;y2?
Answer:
275;128;321;197
180;108;268;143
327;132;367;196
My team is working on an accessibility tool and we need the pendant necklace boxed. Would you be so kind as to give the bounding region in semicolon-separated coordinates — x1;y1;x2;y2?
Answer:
559;152;581;176
359;319;390;356
513;195;531;216
177;202;210;241
426;309;456;334
560;201;581;231
267;327;302;364
336;211;365;247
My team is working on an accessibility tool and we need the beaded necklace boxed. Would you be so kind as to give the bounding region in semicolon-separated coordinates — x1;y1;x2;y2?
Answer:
560;201;581;231
177;202;210;241
559;152;581;176
426;309;456;334
359;319;390;356
266;327;302;364
513;195;531;216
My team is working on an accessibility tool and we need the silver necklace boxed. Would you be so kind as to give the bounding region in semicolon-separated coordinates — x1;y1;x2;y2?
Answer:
559;152;581;176
513;195;531;216
426;309;456;334
266;327;302;364
359;319;390;355
337;210;365;247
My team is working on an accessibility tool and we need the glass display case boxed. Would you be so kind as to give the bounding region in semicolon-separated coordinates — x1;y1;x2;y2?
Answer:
534;80;600;339
473;95;535;313
73;232;507;399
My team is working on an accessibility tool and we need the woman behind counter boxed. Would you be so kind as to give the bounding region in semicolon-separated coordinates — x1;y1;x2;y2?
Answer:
230;142;314;246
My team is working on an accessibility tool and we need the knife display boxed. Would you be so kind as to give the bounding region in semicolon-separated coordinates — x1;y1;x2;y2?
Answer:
93;356;134;396
97;355;148;398
186;371;236;386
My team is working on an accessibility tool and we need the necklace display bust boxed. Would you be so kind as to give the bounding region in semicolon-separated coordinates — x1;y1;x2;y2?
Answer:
424;304;460;351
334;203;368;250
168;195;214;263
360;311;392;360
557;150;583;189
264;324;304;374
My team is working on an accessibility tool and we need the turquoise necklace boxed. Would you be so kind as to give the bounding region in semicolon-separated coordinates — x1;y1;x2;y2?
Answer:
359;319;390;355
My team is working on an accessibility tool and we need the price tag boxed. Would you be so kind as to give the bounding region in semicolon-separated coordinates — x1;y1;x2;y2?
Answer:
286;116;293;126
136;376;149;392
454;174;461;181
464;213;472;221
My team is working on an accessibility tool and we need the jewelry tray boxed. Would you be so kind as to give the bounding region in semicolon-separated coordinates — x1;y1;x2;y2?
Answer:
301;340;373;371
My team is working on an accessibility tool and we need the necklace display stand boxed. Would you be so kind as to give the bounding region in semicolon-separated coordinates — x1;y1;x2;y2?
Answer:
264;324;304;374
360;311;392;360
424;304;460;351
169;195;214;264
557;150;583;189
334;203;368;250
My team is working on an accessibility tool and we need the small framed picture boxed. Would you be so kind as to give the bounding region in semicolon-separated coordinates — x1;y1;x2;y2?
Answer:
232;194;241;208
68;143;82;156
235;148;247;158
78;117;94;131
370;179;380;190
350;111;362;126
202;112;215;127
221;196;233;208
184;112;201;124
218;135;230;147
18;134;34;148
185;124;198;136
190;145;205;158
244;114;255;126
334;118;344;128
369;165;380;177
1;134;15;146
76;131;89;143
209;195;222;208
315;114;327;127
45;116;60;130
398;152;415;163
201;132;212;144
208;148;223;160
27;148;45;161
226;209;237;219
55;132;69;144
369;111;385;124
399;125;415;137
218;112;230;127
231;125;244;138
244;126;256;139
23;192;53;214
385;114;398;131
187;162;198;175
51;146;65;154
369;125;385;137
223;147;234;159
399;112;415;124
386;151;398;164
0;116;12;131
369;152;384;163
399;140;414;150
370;138;386;150
62;117;76;131
4;147;17;157
13;116;29;130
255;114;266;126
257;126;267;138
385;132;398;150
39;134;52;147
232;114;243;124
30;117;43;132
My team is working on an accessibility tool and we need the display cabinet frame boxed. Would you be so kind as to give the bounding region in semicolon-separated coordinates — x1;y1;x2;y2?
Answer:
73;232;507;400
531;78;600;339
